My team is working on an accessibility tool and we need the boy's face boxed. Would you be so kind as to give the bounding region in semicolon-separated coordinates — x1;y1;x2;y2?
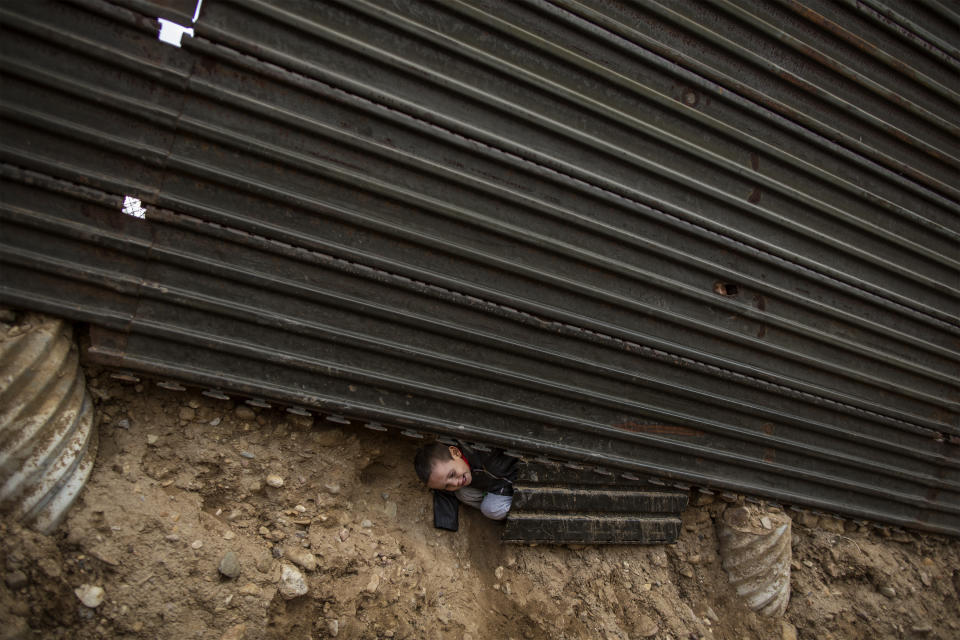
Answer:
426;446;472;491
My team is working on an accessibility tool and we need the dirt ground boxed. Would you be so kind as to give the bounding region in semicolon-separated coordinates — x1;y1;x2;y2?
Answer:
2;368;958;640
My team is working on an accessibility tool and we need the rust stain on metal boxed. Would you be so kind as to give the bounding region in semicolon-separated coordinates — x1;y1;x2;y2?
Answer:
614;420;703;437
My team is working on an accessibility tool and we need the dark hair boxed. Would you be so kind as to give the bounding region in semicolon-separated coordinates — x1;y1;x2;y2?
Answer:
414;442;453;484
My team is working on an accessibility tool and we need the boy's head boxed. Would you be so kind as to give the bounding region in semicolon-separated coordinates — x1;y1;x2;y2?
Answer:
414;443;472;492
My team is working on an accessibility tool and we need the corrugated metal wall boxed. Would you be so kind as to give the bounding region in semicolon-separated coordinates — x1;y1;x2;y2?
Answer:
1;0;957;534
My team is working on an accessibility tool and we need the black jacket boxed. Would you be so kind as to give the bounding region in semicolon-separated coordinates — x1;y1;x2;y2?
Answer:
433;444;519;531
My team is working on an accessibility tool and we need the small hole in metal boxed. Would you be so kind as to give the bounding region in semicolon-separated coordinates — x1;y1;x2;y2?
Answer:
713;282;739;296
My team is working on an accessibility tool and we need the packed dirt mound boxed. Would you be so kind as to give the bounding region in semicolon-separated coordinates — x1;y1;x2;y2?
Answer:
1;369;958;639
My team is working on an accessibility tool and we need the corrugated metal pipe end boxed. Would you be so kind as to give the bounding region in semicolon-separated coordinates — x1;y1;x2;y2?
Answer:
0;310;98;534
719;504;792;617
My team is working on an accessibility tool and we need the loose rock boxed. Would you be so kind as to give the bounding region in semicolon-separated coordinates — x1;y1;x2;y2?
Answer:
238;583;260;596
635;614;658;638
327;619;339;637
219;551;241;579
74;584;105;608
278;564;308;599
146;434;159;446
285;547;317;572
4;570;28;590
385;501;398;519
234;405;256;421
265;474;284;488
781;621;798;640
220;623;247;640
879;585;896;598
178;407;196;421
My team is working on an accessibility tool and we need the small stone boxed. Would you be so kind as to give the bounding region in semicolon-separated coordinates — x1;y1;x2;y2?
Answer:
165;534;180;542
324;483;341;495
116;418;131;429
220;623;247;640
146;434;159;445
820;516;845;533
278;564;308;599
75;584;105;608
4;570;28;590
705;606;719;623
495;566;504;580
911;623;933;635
339;528;350;542
294;504;306;513
795;511;819;528
285;547;317;572
239;583;260;596
781;621;798;640
680;565;695;578
191;539;203;550
920;571;931;587
635;614;658;638
327;619;339;637
235;406;256;421
688;554;702;564
240;451;255;459
879;585;896;598
219;551;241;579
252;551;273;575
223;531;236;540
3;617;29;640
364;574;381;593
361;519;373;528
178;407;196;421
760;516;773;530
209;417;222;426
641;583;652;591
265;474;284;488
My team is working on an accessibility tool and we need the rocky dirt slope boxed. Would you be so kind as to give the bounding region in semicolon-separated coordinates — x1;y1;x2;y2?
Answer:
1;370;958;639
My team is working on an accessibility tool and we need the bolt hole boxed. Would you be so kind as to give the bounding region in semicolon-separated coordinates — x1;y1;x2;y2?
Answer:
714;282;739;296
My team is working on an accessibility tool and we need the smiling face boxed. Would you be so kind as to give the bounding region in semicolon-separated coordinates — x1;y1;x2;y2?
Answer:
426;446;472;491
